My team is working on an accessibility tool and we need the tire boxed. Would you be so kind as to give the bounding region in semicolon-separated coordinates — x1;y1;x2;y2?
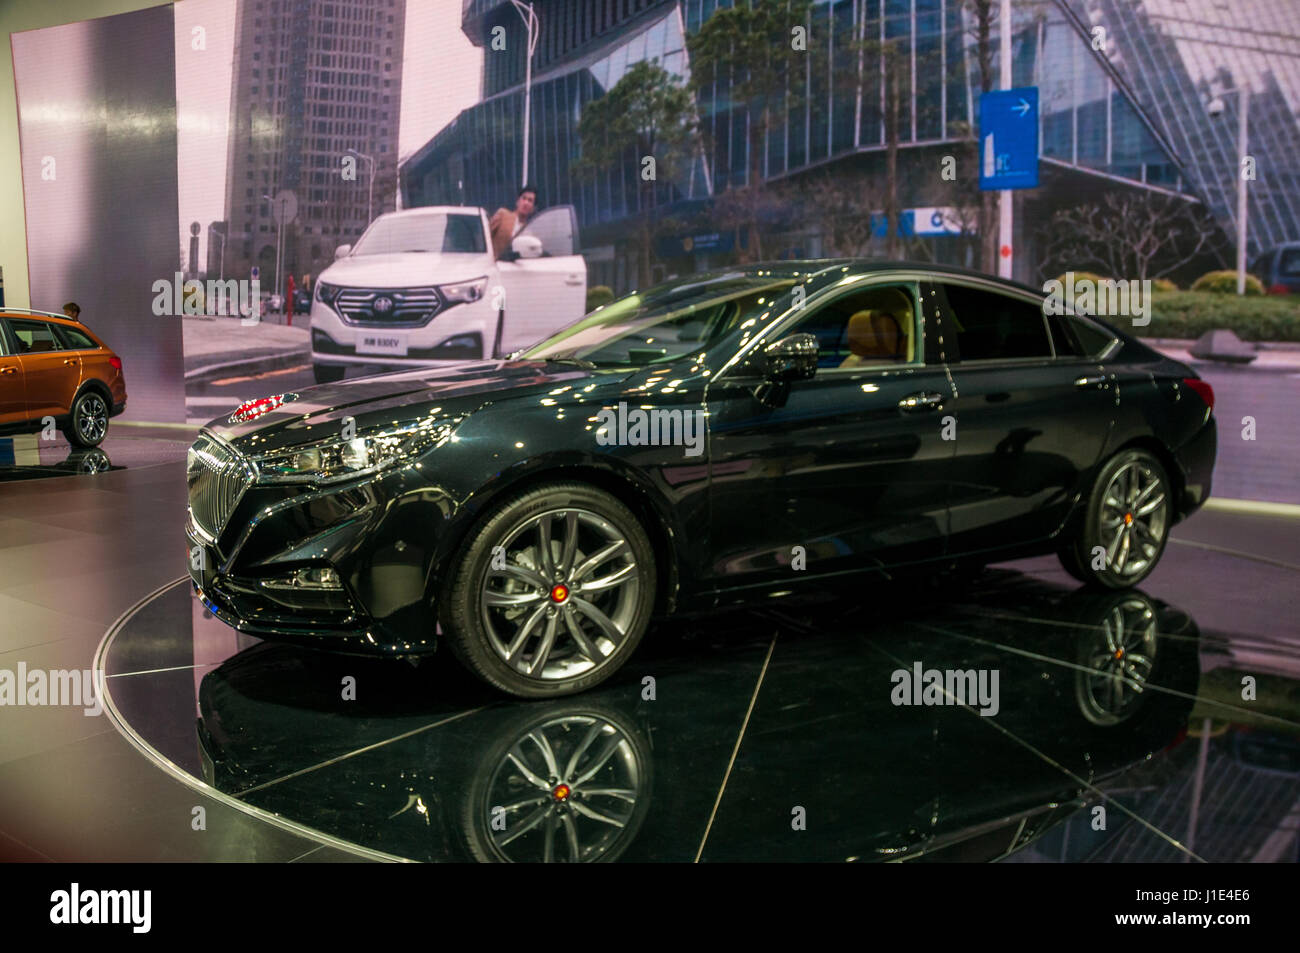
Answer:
1057;449;1171;589
441;481;657;699
63;390;109;447
313;363;344;384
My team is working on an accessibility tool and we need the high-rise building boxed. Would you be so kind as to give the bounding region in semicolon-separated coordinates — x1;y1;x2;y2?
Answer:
223;0;406;287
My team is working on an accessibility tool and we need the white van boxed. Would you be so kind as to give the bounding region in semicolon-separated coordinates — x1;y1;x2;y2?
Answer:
309;205;587;383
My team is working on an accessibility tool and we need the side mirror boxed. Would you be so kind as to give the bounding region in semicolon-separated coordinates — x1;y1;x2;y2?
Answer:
334;244;352;260
512;234;544;259
763;333;819;382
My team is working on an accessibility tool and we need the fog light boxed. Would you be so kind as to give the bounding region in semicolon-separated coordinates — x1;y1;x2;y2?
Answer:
261;567;343;591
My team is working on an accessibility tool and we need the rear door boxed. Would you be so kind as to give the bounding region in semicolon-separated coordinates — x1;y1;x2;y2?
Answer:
0;320;26;423
495;206;587;355
10;319;81;419
935;280;1115;554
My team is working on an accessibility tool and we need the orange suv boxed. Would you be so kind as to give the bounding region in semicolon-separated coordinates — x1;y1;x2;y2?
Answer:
0;309;127;447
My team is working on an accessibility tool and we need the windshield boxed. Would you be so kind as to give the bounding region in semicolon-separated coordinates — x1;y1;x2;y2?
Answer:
520;275;795;367
351;213;486;255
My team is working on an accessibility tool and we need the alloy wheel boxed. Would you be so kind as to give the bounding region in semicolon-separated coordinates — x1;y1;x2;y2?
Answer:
479;507;642;682
1098;460;1167;580
77;394;108;444
1076;597;1158;725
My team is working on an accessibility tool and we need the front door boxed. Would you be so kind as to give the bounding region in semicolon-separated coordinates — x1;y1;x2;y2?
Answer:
495;206;587;356
0;321;26;423
705;280;954;589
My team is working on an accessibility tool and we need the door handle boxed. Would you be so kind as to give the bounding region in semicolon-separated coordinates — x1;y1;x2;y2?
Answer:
0;366;17;375
898;391;945;412
1074;374;1107;390
63;359;78;366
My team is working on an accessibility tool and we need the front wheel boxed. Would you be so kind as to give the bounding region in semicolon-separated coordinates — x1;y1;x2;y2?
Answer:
63;391;109;447
312;362;344;384
441;482;657;698
1058;449;1171;589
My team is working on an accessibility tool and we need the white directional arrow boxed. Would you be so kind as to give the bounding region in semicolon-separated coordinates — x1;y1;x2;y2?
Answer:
1013;97;1032;117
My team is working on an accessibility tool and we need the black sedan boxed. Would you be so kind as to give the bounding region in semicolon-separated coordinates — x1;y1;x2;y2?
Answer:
185;261;1216;698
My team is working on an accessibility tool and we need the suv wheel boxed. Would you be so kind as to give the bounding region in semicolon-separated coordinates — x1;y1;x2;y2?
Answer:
313;363;344;384
441;482;656;698
1058;449;1171;589
64;391;109;447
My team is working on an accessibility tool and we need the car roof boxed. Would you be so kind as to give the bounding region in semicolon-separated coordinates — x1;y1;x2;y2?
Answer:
0;311;86;327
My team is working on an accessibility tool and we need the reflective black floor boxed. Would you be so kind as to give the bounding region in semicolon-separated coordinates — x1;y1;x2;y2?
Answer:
0;428;194;481
102;547;1300;863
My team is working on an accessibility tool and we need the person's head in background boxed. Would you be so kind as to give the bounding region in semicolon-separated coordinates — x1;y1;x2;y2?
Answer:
62;302;81;321
515;185;538;224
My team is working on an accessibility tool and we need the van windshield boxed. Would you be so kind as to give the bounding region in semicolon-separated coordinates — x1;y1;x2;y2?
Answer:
352;214;486;255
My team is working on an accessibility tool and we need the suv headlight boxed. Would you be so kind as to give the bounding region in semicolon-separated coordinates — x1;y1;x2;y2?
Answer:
438;277;487;304
252;416;462;484
316;281;343;306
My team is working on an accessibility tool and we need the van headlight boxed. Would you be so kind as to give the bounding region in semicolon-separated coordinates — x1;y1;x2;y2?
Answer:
438;277;487;304
252;417;462;484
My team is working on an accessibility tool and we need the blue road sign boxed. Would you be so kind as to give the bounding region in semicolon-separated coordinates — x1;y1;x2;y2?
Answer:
979;87;1039;191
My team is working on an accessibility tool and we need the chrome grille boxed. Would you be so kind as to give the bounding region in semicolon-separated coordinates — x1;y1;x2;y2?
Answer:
187;433;255;541
336;286;442;327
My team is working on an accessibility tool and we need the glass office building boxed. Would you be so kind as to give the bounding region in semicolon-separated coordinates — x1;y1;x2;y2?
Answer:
401;0;1300;286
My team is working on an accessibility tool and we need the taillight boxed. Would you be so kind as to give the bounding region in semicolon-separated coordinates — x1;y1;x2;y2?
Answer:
108;356;122;370
1183;377;1214;413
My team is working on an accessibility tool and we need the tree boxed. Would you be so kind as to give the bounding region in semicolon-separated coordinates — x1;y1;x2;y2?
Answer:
688;0;813;262
575;60;699;288
1035;191;1226;281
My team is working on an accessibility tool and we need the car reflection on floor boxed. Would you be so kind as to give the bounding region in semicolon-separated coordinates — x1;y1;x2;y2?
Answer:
107;572;1205;863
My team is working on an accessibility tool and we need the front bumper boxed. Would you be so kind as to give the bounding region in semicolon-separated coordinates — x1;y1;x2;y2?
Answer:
186;461;461;656
310;298;493;365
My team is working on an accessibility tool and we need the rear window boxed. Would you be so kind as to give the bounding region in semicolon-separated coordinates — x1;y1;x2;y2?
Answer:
1046;313;1115;358
54;324;99;350
1278;249;1300;277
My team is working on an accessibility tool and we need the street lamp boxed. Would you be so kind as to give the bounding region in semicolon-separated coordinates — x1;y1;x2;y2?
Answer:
345;148;376;225
509;1;539;188
1207;86;1251;296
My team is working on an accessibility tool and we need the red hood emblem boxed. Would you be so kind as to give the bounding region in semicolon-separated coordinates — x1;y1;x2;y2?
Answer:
229;393;299;424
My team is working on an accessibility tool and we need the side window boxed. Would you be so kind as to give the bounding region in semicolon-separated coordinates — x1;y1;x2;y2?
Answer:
787;283;918;369
9;319;63;354
53;324;98;350
940;283;1051;361
518;205;577;257
1063;314;1115;357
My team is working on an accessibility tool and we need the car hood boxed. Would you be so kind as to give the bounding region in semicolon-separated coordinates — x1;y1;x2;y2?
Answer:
205;360;630;455
318;252;489;288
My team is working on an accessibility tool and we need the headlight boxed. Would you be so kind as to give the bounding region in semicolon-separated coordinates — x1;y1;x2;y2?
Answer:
316;282;342;306
438;276;487;304
251;416;461;484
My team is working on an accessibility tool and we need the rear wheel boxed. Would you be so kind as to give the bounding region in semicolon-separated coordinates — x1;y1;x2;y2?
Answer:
441;482;656;698
1057;449;1171;588
312;363;344;384
63;391;109;447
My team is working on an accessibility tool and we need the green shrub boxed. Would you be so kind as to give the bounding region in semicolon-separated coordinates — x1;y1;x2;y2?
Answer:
1050;271;1108;289
586;285;615;312
1133;290;1300;341
1190;270;1264;295
1151;278;1178;293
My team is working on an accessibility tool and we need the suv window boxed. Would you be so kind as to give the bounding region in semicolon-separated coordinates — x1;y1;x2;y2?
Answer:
940;283;1052;361
9;319;63;354
787;283;918;368
54;324;98;350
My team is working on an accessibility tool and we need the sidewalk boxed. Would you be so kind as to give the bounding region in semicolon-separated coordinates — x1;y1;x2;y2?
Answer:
1143;337;1300;371
183;314;310;382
